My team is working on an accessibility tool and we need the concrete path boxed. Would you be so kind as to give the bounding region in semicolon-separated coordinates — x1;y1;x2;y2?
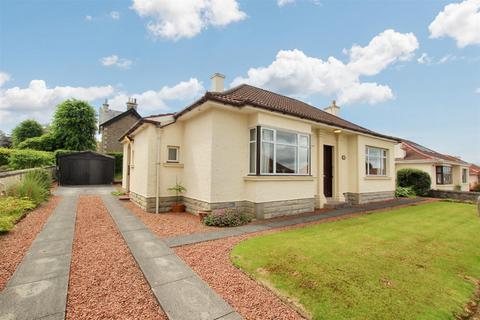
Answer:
163;197;426;248
101;195;242;320
0;195;78;320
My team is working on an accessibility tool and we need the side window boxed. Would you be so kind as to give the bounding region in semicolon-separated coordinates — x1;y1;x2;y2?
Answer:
167;146;179;163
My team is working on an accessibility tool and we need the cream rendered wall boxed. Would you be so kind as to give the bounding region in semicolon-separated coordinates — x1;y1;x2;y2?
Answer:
180;109;214;202
158;122;184;197
357;135;396;193
121;142;129;190
128;125;157;197
346;135;359;193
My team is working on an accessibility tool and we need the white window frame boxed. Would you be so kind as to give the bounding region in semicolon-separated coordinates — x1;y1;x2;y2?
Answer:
258;127;310;176
365;146;388;176
167;146;179;163
249;128;256;174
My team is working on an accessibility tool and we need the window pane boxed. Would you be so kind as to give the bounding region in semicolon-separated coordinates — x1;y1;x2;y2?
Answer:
250;128;256;142
299;135;309;147
276;144;296;174
298;147;309;174
168;148;177;161
262;129;274;142
249;142;256;173
261;142;274;173
276;131;297;145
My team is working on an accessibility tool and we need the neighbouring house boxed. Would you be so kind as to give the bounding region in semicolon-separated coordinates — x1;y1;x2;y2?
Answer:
395;140;470;192
469;164;480;190
99;98;141;153
120;73;399;219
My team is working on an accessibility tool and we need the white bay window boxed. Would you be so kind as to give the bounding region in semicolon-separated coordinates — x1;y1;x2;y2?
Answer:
365;146;387;176
250;127;310;175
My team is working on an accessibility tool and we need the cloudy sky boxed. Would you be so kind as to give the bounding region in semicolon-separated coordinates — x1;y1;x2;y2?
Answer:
0;0;479;162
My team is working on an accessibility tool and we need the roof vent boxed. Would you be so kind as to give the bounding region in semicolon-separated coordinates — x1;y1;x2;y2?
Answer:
210;73;225;92
324;100;340;117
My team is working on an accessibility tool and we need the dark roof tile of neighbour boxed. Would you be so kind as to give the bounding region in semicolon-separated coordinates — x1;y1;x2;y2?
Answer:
399;139;469;165
99;108;141;127
175;84;398;141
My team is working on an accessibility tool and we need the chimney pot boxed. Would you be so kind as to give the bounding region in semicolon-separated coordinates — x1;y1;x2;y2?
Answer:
126;97;138;110
210;73;225;92
102;99;109;111
324;100;340;117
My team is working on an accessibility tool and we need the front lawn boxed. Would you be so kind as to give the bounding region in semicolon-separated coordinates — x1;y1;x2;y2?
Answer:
231;202;480;320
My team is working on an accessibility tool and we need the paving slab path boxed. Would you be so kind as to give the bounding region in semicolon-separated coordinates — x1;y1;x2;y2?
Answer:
163;197;426;247
101;195;242;320
0;195;78;320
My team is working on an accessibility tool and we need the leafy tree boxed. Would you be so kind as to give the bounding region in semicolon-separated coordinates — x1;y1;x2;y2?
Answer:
11;120;44;147
18;133;57;151
51;99;97;151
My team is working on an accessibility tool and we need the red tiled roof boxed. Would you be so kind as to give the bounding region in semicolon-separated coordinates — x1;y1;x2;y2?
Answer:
399;140;470;165
470;163;480;175
175;84;398;141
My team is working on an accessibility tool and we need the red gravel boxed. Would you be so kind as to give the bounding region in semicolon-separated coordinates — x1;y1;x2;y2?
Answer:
175;200;436;320
123;200;219;237
66;196;166;320
0;195;61;291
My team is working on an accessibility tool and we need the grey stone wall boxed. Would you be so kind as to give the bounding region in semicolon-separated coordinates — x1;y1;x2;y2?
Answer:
429;189;480;203
344;191;395;205
100;114;139;153
0;166;56;194
254;198;315;219
130;192;181;213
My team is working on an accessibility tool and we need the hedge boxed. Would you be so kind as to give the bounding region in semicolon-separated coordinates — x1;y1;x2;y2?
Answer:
107;152;123;174
0;148;13;166
8;149;55;170
18;133;57;151
397;168;431;196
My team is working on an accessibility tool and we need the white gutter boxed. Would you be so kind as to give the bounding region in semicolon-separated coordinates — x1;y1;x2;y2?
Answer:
155;128;161;214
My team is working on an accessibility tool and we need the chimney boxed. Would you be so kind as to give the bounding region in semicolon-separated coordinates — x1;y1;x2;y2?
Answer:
102;99;109;111
126;97;137;110
210;73;225;92
324;100;340;117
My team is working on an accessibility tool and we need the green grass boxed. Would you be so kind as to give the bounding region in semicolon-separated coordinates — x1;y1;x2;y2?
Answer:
0;197;36;232
231;202;480;320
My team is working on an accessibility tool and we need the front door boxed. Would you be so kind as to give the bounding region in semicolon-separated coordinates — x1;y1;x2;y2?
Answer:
323;145;333;197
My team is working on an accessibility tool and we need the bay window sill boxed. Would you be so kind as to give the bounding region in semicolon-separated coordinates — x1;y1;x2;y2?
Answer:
244;175;314;182
364;176;392;180
163;162;184;168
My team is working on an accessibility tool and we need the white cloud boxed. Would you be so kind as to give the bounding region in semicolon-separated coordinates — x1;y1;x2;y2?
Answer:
110;11;120;20
429;0;480;48
476;87;480;94
131;0;246;40
85;15;93;21
277;0;296;6
0;72;11;87
417;53;432;64
438;54;465;64
100;55;133;69
108;78;204;113
232;29;419;105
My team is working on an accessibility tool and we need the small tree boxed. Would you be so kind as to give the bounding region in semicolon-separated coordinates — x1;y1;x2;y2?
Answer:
168;182;186;205
397;168;431;196
11;120;44;147
51;99;97;151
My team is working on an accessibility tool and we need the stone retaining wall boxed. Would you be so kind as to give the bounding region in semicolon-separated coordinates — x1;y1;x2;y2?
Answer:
344;191;395;205
0;166;56;194
429;189;480;202
254;198;315;219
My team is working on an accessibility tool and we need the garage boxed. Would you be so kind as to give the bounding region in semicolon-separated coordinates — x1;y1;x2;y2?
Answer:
57;151;115;185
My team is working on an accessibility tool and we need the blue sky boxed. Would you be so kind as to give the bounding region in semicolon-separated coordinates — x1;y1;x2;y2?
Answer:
0;0;479;162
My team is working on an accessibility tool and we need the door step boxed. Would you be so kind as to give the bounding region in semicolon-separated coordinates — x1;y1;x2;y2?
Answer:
324;201;349;209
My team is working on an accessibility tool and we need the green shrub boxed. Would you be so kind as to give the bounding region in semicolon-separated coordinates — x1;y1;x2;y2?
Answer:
395;186;416;198
8;149;55;170
0;196;36;232
7;169;52;205
107;152;123;174
0;148;13;166
203;208;253;227
18;133;57;151
397;168;431;196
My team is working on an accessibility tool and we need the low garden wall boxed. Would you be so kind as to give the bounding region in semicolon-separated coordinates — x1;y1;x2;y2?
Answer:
429;189;480;202
0;166;56;194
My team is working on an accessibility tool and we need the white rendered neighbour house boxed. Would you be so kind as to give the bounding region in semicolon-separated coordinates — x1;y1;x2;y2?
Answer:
120;73;399;219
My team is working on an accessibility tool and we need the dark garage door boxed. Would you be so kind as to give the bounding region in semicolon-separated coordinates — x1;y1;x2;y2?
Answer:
57;151;115;185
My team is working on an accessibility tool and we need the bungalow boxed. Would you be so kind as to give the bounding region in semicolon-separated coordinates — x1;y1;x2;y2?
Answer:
394;139;470;192
120;73;398;219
